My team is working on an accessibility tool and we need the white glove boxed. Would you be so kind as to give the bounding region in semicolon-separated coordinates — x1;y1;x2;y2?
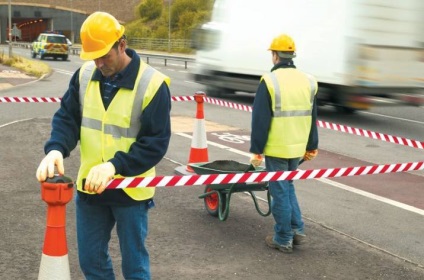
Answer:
36;150;64;182
250;154;263;167
85;162;116;194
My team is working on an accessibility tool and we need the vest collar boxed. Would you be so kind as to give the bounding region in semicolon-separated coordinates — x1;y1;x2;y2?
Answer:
271;60;296;72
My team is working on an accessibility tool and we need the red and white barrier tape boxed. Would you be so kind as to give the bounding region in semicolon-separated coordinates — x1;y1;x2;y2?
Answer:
105;161;424;189
3;95;423;189
170;95;194;102
200;97;424;149
0;97;61;103
204;97;253;113
2;95;423;149
317;120;424;150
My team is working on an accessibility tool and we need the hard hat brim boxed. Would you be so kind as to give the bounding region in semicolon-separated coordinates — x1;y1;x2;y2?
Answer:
80;42;115;60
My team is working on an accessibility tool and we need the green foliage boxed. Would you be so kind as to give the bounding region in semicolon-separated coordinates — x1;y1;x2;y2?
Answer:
171;0;198;27
128;0;214;46
174;11;195;39
125;19;153;38
138;0;162;21
154;25;169;39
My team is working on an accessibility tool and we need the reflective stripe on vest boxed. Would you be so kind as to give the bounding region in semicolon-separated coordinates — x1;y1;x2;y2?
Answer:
268;71;316;117
77;61;169;200
79;62;155;138
262;68;317;158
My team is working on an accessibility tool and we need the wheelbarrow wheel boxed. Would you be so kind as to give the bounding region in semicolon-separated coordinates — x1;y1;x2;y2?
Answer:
204;186;227;217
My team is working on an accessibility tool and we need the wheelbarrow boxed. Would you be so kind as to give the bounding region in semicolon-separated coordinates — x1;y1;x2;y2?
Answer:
188;160;271;221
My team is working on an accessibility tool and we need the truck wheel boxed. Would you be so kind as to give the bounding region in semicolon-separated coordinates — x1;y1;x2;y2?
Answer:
206;86;235;97
206;86;223;97
336;106;357;114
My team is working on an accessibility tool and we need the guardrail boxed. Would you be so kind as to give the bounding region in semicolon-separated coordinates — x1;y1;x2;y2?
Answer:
11;42;194;69
138;53;194;69
129;38;192;51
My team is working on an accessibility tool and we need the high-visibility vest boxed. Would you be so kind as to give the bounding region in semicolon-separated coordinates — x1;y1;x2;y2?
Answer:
76;61;170;200
261;68;317;158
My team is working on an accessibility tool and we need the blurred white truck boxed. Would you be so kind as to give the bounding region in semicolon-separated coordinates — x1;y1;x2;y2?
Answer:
192;0;424;112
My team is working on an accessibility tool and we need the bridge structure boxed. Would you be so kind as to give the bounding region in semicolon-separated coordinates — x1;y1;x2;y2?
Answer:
0;0;139;44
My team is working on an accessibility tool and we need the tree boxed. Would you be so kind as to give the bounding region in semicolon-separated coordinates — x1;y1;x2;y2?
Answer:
138;0;162;21
176;11;195;39
172;0;214;39
127;0;215;49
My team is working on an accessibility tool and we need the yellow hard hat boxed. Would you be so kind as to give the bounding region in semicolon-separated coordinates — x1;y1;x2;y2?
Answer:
80;12;125;60
268;34;296;52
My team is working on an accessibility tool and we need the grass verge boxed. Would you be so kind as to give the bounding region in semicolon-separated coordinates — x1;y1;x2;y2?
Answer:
0;52;51;78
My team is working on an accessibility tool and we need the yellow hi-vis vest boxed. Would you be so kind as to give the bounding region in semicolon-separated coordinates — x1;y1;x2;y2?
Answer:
76;61;170;200
261;68;317;158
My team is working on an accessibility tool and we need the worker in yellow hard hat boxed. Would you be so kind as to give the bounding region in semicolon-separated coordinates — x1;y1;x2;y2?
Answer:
79;12;125;60
36;11;171;278
249;34;319;253
268;33;297;58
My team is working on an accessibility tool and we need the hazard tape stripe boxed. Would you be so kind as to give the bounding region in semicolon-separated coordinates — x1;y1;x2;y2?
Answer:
317;120;424;149
0;97;62;103
103;161;424;189
2;95;422;149
3;95;423;188
198;97;424;150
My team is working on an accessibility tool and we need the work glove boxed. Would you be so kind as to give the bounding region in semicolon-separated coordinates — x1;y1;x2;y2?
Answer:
85;162;116;194
250;154;263;167
303;149;318;161
36;150;64;182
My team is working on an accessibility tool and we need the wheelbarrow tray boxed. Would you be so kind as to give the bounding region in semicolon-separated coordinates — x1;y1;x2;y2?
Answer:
188;160;271;221
189;160;267;191
189;160;256;174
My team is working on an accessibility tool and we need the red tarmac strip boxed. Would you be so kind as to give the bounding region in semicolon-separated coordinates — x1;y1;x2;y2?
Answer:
206;130;423;210
302;150;424;210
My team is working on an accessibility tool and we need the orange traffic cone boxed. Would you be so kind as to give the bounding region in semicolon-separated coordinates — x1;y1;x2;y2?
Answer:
186;91;209;172
38;176;73;280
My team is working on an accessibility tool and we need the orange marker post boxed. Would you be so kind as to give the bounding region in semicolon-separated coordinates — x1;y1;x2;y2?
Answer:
38;175;73;280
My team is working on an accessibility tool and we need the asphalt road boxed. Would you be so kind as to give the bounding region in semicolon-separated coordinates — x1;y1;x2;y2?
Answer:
0;46;423;279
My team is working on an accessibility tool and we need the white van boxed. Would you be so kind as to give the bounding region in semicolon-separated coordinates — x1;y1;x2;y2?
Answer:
192;0;424;112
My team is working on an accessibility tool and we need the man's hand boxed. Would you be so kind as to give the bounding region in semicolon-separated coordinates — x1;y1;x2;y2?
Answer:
85;162;116;194
250;154;263;167
303;149;318;161
36;150;64;182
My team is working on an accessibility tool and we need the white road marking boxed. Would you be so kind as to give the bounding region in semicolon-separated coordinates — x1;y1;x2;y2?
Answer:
175;132;424;216
317;178;424;216
52;68;74;76
0;118;33;128
362;111;424;125
3;118;421;216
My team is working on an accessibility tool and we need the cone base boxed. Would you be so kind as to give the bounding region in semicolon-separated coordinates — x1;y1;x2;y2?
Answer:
175;165;193;175
38;253;70;280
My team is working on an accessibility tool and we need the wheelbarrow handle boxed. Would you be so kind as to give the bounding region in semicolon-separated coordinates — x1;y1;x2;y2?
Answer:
247;164;256;172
